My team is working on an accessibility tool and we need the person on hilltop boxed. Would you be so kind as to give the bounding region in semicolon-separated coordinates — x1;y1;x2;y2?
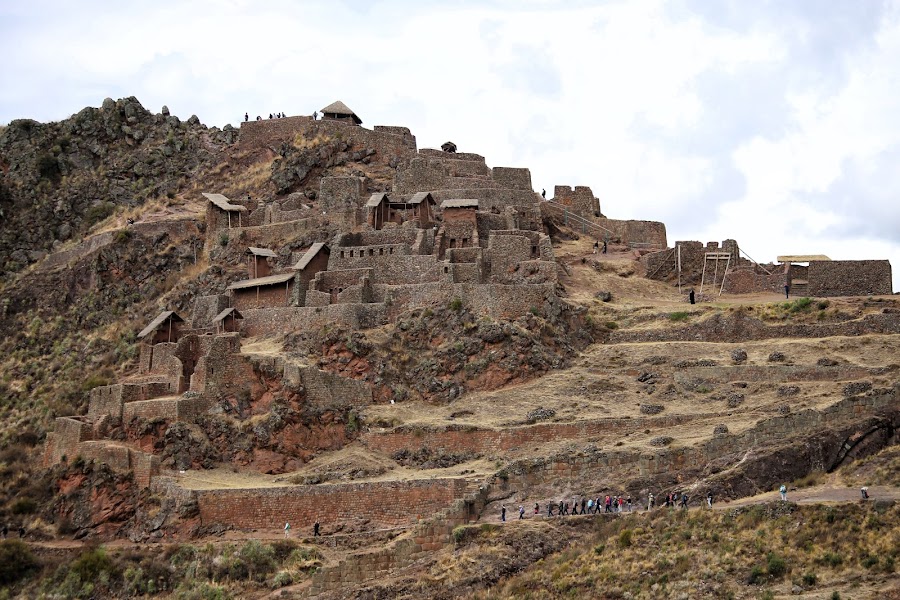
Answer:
244;112;248;122
313;110;318;120
541;188;546;199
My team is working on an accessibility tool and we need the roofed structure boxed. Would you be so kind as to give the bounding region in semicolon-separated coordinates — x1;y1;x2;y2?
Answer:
247;247;277;258
441;141;457;153
227;272;296;291
138;311;185;343
365;193;390;208
440;199;480;209
202;193;248;212
293;243;330;271
320;100;362;125
407;192;436;206
777;255;831;263
212;307;243;334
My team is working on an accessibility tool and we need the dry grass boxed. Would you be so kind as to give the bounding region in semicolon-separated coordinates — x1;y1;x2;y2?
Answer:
221;156;276;197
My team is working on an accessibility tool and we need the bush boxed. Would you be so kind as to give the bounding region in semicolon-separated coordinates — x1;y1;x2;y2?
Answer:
747;564;765;585
669;311;689;322
801;572;817;586
271;570;293;588
218;232;229;247
238;540;275;582
10;497;37;514
85;202;116;226
605;321;618;330
0;539;39;584
448;298;463;312
766;552;786;578
618;529;632;548
70;546;118;583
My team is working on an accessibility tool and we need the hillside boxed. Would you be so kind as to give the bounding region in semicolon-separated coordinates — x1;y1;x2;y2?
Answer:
0;99;897;599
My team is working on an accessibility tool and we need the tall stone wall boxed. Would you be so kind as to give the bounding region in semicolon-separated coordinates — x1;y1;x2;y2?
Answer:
283;365;372;408
240;304;388;337
319;177;364;212
553;185;598;218
195;478;469;530
808;260;892;297
492;167;532;190
232;281;295;311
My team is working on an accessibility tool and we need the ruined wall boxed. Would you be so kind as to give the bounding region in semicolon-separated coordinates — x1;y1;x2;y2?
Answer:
382;282;557;320
553;185;598;218
237;116;312;148
491;167;532;190
196;478;469;530
337;229;419;247
488;234;531;281
319;177;364;213
240;304;388;337
431;188;537;211
191;294;230;329
808;260;893;297
283;364;372;408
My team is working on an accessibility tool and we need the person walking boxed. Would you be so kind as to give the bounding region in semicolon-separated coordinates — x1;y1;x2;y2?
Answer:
313;521;320;537
689;288;695;304
648;493;655;510
548;502;555;517
707;492;713;508
534;502;540;515
284;522;291;537
784;283;790;299
519;505;525;520
593;241;599;254
861;487;869;500
501;505;507;522
779;484;787;501
680;494;689;509
581;497;587;515
626;496;633;512
541;189;546;199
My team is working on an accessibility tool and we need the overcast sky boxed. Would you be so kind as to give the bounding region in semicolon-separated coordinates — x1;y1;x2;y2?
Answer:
2;0;899;290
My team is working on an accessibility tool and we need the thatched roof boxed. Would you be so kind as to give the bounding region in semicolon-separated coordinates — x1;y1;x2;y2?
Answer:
227;272;295;291
320;100;362;124
777;255;831;263
440;199;479;209
202;193;248;212
293;243;330;271
137;311;184;339
247;247;277;258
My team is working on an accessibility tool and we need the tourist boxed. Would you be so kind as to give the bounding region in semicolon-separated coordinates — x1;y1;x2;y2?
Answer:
861;487;869;500
519;505;525;520
313;111;318;120
558;500;565;515
542;189;546;199
605;495;612;513
593;241;599;254
244;112;248;122
618;496;624;512
689;289;695;304
648;493;655;510
313;521;320;537
18;526;25;538
626;496;633;512
534;502;539;515
501;505;506;522
581;497;587;515
779;484;787;501
571;498;579;515
784;283;790;299
680;494;689;509
256;115;261;121
602;240;608;254
707;492;713;508
563;501;569;516
284;522;291;537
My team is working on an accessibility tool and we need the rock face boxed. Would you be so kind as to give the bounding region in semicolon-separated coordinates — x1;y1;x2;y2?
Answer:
0;97;220;276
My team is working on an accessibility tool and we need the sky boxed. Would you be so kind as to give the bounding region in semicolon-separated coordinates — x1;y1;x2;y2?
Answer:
2;0;899;290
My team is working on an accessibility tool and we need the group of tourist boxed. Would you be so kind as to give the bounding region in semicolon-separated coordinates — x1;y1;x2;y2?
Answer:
499;491;723;521
244;111;289;122
1;524;26;539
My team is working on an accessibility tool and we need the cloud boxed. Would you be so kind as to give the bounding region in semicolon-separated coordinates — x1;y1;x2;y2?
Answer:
1;0;899;289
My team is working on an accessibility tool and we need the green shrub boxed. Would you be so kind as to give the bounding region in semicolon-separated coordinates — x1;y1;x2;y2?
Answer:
85;202;116;226
238;540;275;582
449;297;463;312
10;497;37;514
669;311;689;322
801;572;817;586
114;229;132;244
218;232;229;247
271;570;293;588
831;592;841;600
618;529;632;548
747;564;765;585
766;552;786;578
605;321;618;330
70;546;117;583
37;154;61;180
0;539;39;584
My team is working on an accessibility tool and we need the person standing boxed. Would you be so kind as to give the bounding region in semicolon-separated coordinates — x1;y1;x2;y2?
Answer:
689;289;695;304
284;522;291;537
501;506;507;522
534;502;539;515
313;521;320;537
244;112;248;122
707;492;713;508
519;505;525;520
784;283;790;299
648;493;655;510
626;496;633;512
779;484;787;501
541;189;546;199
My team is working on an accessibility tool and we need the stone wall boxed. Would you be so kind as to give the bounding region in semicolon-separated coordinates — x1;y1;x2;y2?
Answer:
195;478;469;530
808;260;893;297
239;304;388;337
319;177;365;213
237;116;312;149
282;364;372;408
491;167;532;190
553;185;598;218
122;398;180;422
232;280;295;311
190;294;230;329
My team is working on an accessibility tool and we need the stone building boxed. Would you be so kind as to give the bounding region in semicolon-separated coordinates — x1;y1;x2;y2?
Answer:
228;272;296;311
203;193;249;230
137;311;185;345
246;247;276;279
